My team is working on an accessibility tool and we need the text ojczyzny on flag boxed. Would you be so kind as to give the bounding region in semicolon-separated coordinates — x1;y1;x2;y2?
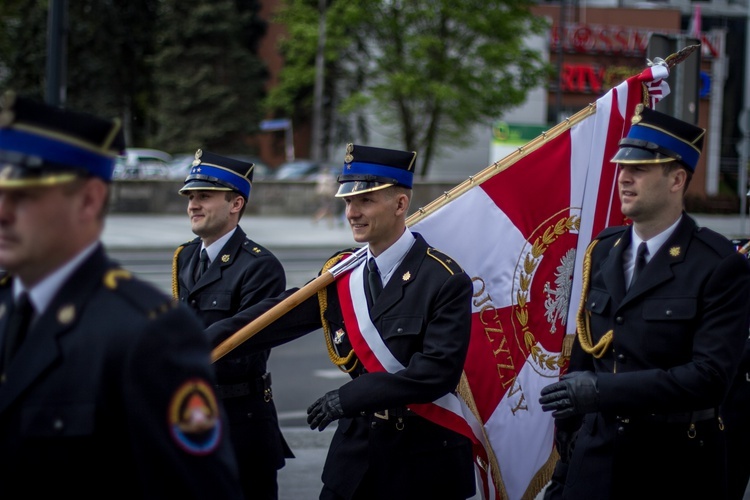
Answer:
408;63;671;499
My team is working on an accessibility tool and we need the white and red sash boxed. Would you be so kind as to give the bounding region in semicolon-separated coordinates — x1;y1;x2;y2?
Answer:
336;262;496;498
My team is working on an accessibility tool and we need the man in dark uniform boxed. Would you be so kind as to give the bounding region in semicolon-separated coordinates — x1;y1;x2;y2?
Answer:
205;144;477;500
723;238;750;500
0;93;243;497
173;150;292;500
538;105;750;499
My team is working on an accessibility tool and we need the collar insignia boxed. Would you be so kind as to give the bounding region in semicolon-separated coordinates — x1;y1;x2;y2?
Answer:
221;254;230;263
669;246;681;257
57;304;75;325
402;271;411;281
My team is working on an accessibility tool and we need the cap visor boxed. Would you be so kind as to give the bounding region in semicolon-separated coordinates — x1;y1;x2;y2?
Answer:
178;180;233;195
611;147;675;165
335;180;393;197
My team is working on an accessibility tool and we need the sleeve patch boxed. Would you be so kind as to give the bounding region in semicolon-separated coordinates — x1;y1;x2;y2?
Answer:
168;378;222;455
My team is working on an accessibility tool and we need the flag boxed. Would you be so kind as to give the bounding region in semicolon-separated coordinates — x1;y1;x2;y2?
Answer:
408;62;672;499
689;4;702;39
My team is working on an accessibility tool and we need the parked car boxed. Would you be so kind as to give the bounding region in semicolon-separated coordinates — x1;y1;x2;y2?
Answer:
167;153;271;181
274;159;336;180
114;148;172;180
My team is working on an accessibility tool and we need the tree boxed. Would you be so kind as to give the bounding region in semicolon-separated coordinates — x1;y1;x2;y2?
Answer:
267;0;552;176
150;0;268;153
0;0;160;147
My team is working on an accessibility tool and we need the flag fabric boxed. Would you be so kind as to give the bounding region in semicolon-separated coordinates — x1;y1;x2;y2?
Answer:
408;62;671;499
689;4;702;39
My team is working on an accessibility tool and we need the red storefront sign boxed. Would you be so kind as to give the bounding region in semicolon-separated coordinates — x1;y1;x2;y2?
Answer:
550;24;720;59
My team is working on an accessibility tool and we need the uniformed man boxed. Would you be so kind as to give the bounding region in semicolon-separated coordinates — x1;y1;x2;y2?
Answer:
723;238;750;500
174;150;292;500
539;106;750;499
0;92;243;497
204;144;477;500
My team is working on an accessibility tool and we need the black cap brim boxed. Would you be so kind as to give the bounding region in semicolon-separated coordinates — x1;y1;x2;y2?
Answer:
611;147;676;165
178;179;235;195
335;180;394;197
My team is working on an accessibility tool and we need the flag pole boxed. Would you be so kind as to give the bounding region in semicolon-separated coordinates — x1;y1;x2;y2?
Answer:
211;247;367;362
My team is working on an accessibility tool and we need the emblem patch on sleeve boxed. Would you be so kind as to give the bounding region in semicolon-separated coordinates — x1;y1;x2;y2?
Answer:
168;378;222;455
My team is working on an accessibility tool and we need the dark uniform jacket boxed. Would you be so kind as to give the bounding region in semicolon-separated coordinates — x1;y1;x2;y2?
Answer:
555;213;750;500
174;226;293;489
0;245;242;498
206;232;476;500
722;334;750;500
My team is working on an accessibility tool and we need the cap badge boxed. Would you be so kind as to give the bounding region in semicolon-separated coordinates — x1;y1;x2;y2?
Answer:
345;143;354;164
192;149;203;167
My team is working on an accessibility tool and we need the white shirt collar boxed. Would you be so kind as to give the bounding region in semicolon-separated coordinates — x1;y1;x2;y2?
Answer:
15;241;99;316
631;214;682;262
202;227;237;263
368;228;415;286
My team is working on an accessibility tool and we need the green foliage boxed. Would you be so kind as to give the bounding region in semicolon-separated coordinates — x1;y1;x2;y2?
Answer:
267;0;552;174
0;1;161;147
0;1;267;153
151;0;268;153
0;0;548;172
0;1;48;101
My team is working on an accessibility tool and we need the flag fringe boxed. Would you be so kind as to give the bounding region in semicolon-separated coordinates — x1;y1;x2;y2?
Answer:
457;372;508;499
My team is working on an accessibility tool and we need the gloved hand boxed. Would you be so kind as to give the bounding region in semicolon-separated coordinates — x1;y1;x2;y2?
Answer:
539;371;599;419
307;389;344;431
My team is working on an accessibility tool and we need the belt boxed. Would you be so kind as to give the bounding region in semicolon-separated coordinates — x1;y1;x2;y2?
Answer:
363;407;419;431
626;408;717;424
215;372;272;400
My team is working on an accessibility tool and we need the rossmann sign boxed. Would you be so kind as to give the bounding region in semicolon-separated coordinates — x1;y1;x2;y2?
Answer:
551;24;720;98
550;24;722;60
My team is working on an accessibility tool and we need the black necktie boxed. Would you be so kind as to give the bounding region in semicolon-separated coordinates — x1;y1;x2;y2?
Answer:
367;258;382;304
630;242;648;289
195;249;209;281
1;292;34;372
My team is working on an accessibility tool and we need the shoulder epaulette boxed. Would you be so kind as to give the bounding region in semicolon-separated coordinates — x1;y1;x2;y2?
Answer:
694;226;736;257
102;267;179;318
595;225;628;241
426;247;463;275
240;239;271;257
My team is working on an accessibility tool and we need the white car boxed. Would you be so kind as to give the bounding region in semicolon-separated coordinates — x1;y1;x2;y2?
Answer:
114;148;173;179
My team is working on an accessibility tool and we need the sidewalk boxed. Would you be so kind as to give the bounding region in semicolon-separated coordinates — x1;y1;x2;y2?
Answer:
102;213;355;250
102;212;750;250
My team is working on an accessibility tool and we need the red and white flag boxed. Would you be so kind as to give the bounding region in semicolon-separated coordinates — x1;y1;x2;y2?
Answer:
689;4;702;39
408;62;670;499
